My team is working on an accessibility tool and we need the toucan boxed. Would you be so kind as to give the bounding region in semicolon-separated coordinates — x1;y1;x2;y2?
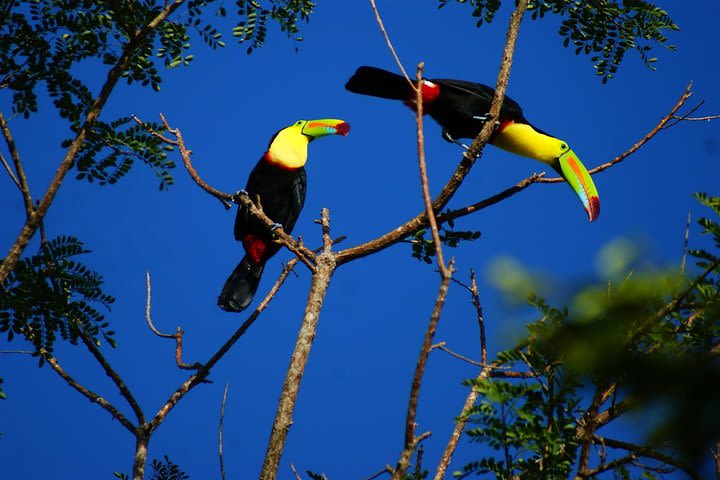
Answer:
345;66;600;221
218;119;350;312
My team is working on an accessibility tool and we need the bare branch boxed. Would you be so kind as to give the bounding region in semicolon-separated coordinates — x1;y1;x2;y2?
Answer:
540;83;694;184
75;327;146;425
43;351;136;433
415;62;450;277
392;258;454;480
578;453;637;478
576;384;611;477
363;466;393;480
290;464;303;480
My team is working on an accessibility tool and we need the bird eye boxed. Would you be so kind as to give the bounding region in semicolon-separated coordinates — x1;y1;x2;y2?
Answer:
296;121;303;125
560;143;567;150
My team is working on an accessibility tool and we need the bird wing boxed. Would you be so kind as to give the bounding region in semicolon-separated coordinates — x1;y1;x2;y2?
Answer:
434;78;526;119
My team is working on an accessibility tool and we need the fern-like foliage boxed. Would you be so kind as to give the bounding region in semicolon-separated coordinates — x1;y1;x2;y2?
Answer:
70;117;176;190
438;0;678;82
233;0;316;53
0;236;116;359
409;223;482;264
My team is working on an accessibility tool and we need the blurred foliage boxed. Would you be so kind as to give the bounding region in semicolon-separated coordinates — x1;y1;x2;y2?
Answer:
437;0;678;83
0;377;5;400
0;236;116;361
0;0;315;188
456;299;582;479
409;222;481;264
462;192;720;478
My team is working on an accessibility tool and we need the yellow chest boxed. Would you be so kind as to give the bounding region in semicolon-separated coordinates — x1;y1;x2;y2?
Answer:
265;129;309;170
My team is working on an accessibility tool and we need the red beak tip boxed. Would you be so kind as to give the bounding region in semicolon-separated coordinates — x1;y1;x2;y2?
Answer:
336;122;350;136
586;196;600;222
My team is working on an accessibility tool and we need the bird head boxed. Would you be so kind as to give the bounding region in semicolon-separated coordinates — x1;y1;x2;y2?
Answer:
266;119;350;170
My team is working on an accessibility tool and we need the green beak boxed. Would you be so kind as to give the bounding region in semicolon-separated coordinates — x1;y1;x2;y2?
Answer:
301;119;350;139
556;149;600;222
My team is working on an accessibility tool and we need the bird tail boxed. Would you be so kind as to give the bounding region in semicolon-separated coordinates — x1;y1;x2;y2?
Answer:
345;66;413;100
217;255;265;313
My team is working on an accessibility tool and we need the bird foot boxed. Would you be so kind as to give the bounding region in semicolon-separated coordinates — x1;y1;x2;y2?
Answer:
269;222;283;233
441;130;470;150
231;189;249;203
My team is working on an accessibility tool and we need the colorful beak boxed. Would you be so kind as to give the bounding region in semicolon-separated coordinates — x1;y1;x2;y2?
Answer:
556;149;600;222
301;119;350;139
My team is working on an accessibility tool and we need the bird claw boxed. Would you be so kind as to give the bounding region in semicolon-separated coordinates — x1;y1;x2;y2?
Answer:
442;130;470;150
472;112;495;122
269;222;283;233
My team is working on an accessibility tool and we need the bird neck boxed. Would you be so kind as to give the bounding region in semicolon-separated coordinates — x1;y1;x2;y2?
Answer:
492;121;560;165
264;129;309;170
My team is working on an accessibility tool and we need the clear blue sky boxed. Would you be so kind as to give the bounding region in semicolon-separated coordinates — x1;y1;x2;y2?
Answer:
2;1;719;478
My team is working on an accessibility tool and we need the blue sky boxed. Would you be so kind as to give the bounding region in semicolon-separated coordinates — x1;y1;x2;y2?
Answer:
2;1;719;478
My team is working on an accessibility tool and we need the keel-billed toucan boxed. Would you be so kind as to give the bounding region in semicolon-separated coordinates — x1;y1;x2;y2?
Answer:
218;119;350;312
345;66;600;221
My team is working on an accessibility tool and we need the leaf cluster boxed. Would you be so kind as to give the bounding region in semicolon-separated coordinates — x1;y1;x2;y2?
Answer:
437;0;678;82
113;455;189;480
70;117;176;189
457;301;582;479
232;0;316;54
410;223;481;264
0;236;116;360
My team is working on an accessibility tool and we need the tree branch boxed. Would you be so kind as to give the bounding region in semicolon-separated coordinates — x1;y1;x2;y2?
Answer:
42;351;136;433
75;327;146;425
0;0;188;285
0;110;33;217
261;209;337;480
219;383;229;480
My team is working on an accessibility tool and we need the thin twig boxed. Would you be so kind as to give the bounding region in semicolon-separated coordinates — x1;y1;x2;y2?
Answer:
363;466;393;480
219;383;229;480
392;260;454;480
145;272;175;339
681;212;691;275
576;383;611;478
578;453;637;478
541;83;694;184
0;150;20;189
415;62;450;277
0;110;33;217
290;464;303;480
369;0;413;86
